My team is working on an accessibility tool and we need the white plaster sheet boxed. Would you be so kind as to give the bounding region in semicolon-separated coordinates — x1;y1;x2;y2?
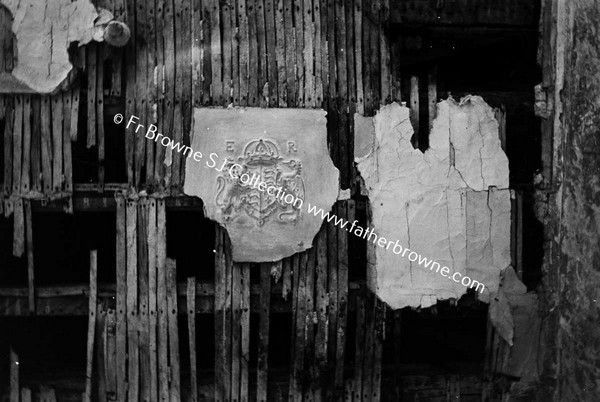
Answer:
355;96;511;309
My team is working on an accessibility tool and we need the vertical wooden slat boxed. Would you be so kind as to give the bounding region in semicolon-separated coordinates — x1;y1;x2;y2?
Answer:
353;295;365;401
238;0;250;106
516;191;523;280
166;258;181;401
266;0;278;106
392;310;402;400
380;0;391;104
96;304;108;402
146;0;157;187
372;301;384;402
12;96;22;194
335;0;348;105
326;204;338;399
303;248;316;401
181;0;193;185
390;37;401;102
231;0;240;106
222;0;233;105
97;45;105;191
87;44;97;149
125;0;136;185
20;96;31;194
247;0;258;106
326;0;336;100
70;86;80;142
361;2;372;114
3;100;12;194
157;199;169;401
223;233;233;402
162;0;175;188
201;0;212;105
187;277;198;402
315;227;328;401
192;0;202;106
231;263;242;402
24;199;34;313
12;198;24;257
148;197;159;402
410;76;419;148
282;257;292;300
428;66;437;132
302;0;314;107
210;0;223;105
62;91;73;193
314;0;323;106
256;0;268;107
275;0;287;106
369;1;380;108
214;225;226;402
283;0;296;107
135;0;148;189
335;201;349;396
106;309;118;399
51;94;63;192
240;262;250;402
30;97;41;194
31;96;42;193
115;195;128;401
257;263;272;402
344;0;355;106
21;388;31;402
319;0;328;103
155;0;166;188
361;294;375;401
290;252;306;402
138;198;151;401
126;200;139;402
9;347;18;402
40;97;52;195
295;0;306;106
84;250;98;402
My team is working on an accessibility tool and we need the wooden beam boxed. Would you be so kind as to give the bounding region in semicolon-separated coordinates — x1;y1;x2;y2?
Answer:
157;199;169;401
10;346;18;402
187;277;198;402
126;200;139;402
115;194;128;401
257;263;272;402
24;199;34;313
166;258;181;401
84;250;98;402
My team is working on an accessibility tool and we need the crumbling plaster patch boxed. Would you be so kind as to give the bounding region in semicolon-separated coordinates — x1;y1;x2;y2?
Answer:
355;96;511;309
0;0;111;93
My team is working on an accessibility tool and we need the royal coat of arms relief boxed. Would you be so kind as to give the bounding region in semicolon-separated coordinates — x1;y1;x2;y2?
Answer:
184;108;338;262
215;139;305;226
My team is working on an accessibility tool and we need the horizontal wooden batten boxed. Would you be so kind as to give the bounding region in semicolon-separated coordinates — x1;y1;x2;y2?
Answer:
0;281;364;316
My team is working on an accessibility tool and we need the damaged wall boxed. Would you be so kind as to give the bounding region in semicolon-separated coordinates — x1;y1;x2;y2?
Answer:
537;0;600;400
355;96;511;309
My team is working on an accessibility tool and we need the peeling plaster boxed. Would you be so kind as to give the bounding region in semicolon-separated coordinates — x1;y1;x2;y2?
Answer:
355;96;511;309
0;0;111;93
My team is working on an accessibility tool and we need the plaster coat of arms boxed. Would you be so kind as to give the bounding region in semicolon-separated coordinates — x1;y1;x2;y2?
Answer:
184;108;339;262
215;139;305;226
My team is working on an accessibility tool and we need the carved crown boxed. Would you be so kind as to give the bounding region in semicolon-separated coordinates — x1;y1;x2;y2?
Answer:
243;139;281;166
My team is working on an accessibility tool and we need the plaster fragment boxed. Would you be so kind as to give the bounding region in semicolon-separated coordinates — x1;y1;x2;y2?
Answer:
355;96;511;309
0;0;113;93
184;108;339;263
